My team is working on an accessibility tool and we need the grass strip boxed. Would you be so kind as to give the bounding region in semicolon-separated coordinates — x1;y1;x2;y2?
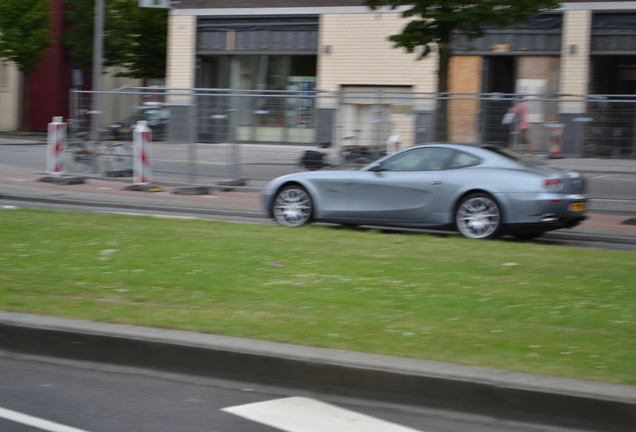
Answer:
0;208;634;385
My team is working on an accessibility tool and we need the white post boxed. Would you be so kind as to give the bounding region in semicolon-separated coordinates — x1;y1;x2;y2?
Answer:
46;116;66;176
386;129;401;154
133;120;152;184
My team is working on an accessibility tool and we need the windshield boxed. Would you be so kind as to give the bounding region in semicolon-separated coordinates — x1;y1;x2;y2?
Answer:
128;109;168;122
482;145;546;167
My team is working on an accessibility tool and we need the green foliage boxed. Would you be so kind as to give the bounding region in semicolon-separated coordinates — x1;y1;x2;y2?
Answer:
63;0;168;79
0;0;53;75
364;0;560;83
62;0;94;69
104;0;167;79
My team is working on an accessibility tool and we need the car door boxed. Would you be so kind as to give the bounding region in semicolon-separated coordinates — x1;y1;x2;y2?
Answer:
350;147;454;222
308;173;357;218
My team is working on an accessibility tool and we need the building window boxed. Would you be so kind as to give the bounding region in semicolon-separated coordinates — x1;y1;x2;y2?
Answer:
0;61;10;91
197;16;319;54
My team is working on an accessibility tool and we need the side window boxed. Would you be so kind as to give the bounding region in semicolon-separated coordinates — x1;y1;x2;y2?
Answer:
448;151;481;169
382;147;454;172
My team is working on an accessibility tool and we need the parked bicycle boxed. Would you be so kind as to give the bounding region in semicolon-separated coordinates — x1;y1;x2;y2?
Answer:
64;131;133;174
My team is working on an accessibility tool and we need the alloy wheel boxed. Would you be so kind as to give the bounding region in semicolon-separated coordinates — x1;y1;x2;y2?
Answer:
273;186;313;227
455;194;502;239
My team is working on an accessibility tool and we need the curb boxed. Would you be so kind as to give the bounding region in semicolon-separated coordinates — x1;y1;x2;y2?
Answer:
0;311;634;432
2;192;635;247
555;169;636;177
0;193;267;220
542;230;636;246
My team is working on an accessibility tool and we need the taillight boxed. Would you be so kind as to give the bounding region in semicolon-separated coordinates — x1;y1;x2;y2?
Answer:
542;179;562;190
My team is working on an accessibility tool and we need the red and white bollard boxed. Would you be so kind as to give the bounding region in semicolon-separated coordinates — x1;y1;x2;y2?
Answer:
386;130;401;154
47;116;66;175
546;123;565;159
133;120;152;185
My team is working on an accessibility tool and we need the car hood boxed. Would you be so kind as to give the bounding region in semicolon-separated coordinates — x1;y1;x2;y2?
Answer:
264;170;361;191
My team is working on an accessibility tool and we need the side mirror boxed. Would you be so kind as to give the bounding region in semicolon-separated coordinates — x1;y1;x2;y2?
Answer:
368;163;384;172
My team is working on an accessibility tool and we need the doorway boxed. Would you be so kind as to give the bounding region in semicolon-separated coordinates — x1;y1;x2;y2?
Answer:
590;56;636;157
481;56;516;146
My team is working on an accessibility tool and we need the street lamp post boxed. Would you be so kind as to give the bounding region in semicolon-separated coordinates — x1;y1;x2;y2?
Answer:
91;0;104;142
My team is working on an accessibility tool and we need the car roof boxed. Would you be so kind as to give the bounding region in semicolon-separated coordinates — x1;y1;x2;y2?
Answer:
402;143;547;169
412;142;490;149
408;142;496;156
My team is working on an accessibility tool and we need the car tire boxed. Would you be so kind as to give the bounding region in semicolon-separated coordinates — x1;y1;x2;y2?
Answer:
455;193;504;239
273;185;313;227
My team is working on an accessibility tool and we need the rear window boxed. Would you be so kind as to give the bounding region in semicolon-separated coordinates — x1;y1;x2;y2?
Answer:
482;145;546;167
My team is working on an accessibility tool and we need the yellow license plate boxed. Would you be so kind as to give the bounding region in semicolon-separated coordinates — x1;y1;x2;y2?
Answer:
570;202;586;212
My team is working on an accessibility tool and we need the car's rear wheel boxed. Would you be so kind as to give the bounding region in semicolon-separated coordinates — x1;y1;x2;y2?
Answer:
455;193;503;239
273;185;313;227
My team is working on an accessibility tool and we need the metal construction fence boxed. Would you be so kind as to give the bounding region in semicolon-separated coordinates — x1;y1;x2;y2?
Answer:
69;87;636;190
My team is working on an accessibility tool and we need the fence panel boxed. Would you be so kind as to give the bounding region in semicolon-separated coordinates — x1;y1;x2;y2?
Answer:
69;88;636;191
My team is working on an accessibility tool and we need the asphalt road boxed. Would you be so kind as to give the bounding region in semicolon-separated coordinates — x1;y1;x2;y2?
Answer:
0;350;594;432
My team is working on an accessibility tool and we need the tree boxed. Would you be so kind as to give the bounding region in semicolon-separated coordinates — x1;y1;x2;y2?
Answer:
63;0;94;69
63;0;168;79
0;0;53;130
0;0;53;75
104;0;167;79
364;0;559;140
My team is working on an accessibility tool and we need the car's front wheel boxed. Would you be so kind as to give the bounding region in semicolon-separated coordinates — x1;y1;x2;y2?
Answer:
455;193;503;239
273;185;313;227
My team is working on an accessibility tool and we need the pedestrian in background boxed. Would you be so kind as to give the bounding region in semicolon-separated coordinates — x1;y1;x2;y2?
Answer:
507;100;536;155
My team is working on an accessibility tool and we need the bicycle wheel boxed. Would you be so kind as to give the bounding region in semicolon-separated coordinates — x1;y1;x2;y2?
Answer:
100;143;133;174
64;142;93;172
345;157;374;170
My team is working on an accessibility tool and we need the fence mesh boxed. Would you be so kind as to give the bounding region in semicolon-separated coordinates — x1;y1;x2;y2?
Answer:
68;88;636;190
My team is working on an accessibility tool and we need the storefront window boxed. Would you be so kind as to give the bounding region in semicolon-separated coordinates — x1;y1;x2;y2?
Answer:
223;54;317;143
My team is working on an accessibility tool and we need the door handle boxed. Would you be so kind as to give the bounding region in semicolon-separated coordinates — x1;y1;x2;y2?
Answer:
430;181;441;185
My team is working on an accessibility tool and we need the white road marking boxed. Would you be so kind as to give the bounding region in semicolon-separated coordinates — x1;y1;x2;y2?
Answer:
0;406;92;432
222;397;424;432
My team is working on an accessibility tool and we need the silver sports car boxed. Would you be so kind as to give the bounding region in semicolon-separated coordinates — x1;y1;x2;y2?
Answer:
262;144;587;239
